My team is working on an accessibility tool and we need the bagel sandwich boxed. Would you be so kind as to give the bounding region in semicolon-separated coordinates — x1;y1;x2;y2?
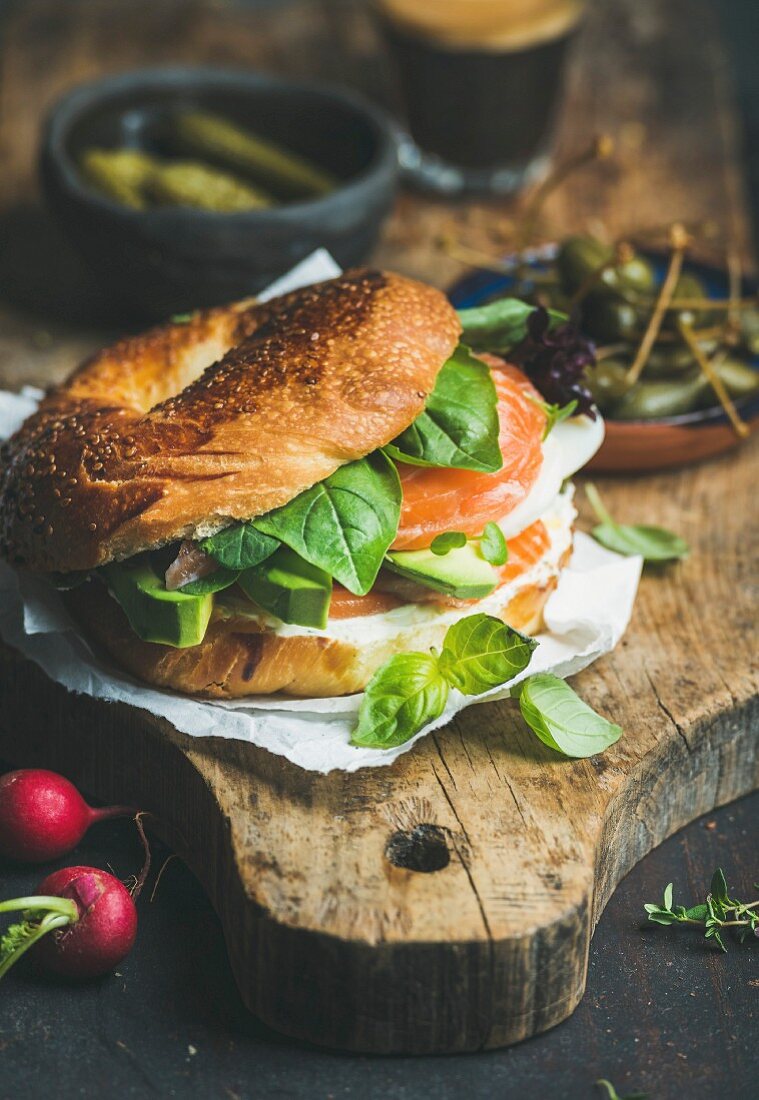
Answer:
0;270;603;697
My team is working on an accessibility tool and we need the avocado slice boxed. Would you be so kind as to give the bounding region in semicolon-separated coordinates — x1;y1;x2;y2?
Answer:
239;546;332;629
102;558;213;648
385;542;498;599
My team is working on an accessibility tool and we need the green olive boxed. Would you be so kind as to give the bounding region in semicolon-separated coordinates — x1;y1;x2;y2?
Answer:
556;235;655;299
557;236;610;294
581;295;641;342
614;255;656;296
585;359;632;414
644;337;720;378
611;371;710;420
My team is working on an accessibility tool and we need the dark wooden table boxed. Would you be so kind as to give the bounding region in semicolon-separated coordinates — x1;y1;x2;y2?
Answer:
0;781;755;1098
0;0;756;1094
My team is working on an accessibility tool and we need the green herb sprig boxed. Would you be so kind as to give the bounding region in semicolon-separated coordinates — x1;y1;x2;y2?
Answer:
430;531;468;556
429;523;508;567
644;869;759;952
530;396;578;440
586;483;690;562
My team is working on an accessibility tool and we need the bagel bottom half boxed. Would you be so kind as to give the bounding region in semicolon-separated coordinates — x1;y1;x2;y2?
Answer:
62;541;572;699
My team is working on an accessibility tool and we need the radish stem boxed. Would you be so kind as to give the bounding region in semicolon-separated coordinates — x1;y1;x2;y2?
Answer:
88;804;139;824
0;896;78;919
0;912;72;980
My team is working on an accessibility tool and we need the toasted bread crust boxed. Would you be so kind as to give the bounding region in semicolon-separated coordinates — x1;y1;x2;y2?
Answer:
63;543;570;698
0;271;460;573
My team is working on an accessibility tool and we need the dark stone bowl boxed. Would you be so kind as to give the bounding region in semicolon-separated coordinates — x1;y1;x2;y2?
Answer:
40;66;399;321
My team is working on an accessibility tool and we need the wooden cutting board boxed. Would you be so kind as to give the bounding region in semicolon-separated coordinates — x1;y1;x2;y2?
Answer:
0;0;756;1057
0;449;757;1053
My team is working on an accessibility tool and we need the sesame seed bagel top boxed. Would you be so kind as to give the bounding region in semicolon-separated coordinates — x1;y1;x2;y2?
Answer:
0;270;461;573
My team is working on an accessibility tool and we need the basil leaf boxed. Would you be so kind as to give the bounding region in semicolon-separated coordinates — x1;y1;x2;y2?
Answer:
200;524;280;571
255;452;401;596
351;653;450;749
586;483;689;562
430;531;468;556
516;673;622;758
439;613;537;695
458;298;566;354
386;345;502;472
479;522;508;566
180;566;240;595
591;522;690;562
170;312;193;324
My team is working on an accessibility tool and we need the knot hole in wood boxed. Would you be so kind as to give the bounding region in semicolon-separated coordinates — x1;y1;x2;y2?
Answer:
384;824;451;872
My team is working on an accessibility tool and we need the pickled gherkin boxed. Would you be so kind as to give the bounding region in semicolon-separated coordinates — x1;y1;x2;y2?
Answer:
611;373;710;420
79;148;156;209
173;110;337;200
146;160;272;212
704;357;759;404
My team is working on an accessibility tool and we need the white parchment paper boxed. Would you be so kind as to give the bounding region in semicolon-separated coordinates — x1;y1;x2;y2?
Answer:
0;251;642;773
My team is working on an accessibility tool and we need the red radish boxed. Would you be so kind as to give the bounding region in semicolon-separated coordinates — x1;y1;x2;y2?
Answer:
0;867;138;981
0;769;137;863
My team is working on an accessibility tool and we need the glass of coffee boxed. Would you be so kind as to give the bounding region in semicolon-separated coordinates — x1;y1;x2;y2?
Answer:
375;0;586;195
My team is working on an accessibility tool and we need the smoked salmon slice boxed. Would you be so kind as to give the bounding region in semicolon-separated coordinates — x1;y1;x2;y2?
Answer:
392;364;546;551
328;363;550;620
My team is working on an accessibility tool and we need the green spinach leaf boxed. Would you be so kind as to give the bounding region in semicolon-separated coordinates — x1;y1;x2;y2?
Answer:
458;298;566;354
180;565;240;596
516;673;622;757
385;345;502;472
200;523;280;571
586;483;690;562
351;653;450;749
439;613;536;695
255;451;401;595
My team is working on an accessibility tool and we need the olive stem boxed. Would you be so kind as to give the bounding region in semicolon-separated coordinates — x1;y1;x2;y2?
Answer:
726;246;743;342
513;135;614;290
657;296;757;311
677;321;750;439
437;238;516;275
625;223;689;386
518;135;614;254
629;218;720;244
